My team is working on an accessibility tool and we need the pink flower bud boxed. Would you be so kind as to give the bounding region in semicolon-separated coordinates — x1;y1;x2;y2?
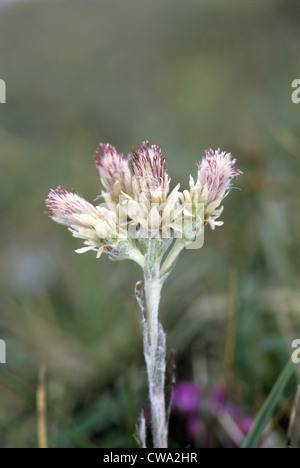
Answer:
197;149;242;204
132;141;170;202
45;187;98;227
95;143;132;200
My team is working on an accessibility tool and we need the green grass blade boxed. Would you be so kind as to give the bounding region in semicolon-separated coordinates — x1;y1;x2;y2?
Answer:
242;360;295;448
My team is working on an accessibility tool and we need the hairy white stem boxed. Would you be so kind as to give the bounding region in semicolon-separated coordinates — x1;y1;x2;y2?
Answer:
143;273;168;448
136;410;147;448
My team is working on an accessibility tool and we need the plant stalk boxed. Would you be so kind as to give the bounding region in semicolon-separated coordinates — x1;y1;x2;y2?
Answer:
143;272;168;448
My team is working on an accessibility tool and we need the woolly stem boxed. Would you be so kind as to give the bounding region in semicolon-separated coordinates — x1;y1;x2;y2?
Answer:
143;272;168;448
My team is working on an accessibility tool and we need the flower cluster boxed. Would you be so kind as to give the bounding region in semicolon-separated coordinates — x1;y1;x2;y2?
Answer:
46;141;241;272
45;141;242;449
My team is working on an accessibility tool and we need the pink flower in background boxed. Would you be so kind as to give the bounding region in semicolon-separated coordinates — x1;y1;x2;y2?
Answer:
186;417;205;440
210;385;253;444
172;381;202;415
211;386;227;411
238;418;253;436
171;381;253;447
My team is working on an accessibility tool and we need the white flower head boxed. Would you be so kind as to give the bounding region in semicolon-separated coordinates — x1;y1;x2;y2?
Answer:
46;187;125;260
45;187;99;227
190;149;242;229
95;143;132;201
131;141;170;204
195;149;242;203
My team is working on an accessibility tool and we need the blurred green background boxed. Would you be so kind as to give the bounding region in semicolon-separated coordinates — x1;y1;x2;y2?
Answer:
1;0;300;448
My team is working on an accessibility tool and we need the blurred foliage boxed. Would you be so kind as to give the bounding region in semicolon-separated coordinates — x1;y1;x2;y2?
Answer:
0;0;300;448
